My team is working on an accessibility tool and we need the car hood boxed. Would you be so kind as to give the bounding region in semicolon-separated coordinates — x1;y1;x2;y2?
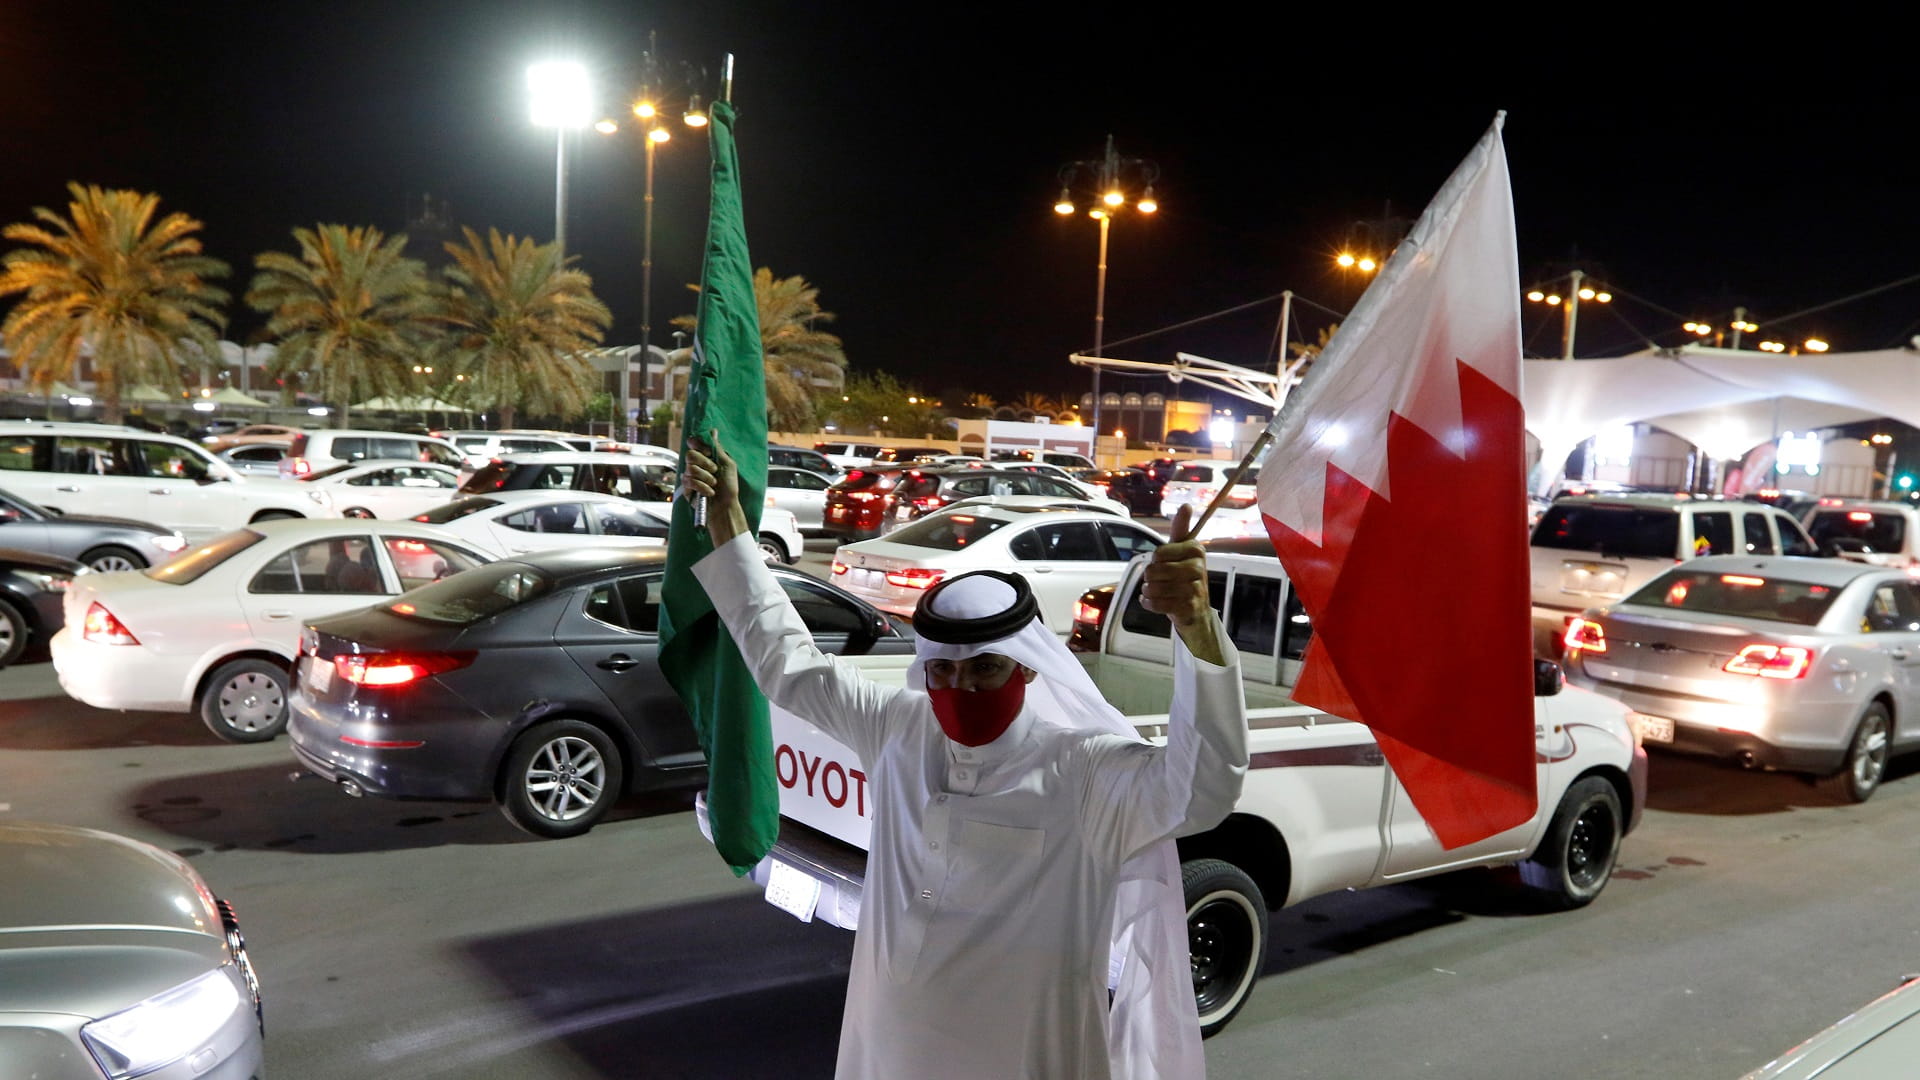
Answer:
0;823;221;936
47;513;170;536
0;547;86;574
0;929;229;1019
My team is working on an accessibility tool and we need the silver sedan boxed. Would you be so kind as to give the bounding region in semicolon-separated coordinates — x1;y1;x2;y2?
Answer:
1563;554;1920;801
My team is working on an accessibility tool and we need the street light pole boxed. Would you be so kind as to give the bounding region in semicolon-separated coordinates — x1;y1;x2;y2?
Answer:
554;128;569;252
1091;211;1110;431
1055;135;1158;439
528;60;594;252
634;132;656;443
1561;269;1583;360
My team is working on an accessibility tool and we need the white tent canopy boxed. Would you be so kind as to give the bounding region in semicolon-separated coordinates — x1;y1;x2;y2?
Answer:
1522;345;1920;492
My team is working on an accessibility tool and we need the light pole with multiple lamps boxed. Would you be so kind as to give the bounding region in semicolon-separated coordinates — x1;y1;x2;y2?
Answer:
1054;135;1158;437
1524;271;1612;359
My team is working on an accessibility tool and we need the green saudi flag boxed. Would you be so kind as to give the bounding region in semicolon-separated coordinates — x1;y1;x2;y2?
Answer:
659;98;775;876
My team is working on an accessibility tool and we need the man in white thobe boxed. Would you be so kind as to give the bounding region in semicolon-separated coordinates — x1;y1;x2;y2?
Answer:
684;441;1248;1079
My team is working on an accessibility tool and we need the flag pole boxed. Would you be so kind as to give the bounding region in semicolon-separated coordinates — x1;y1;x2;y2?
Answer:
689;53;735;529
1178;429;1272;542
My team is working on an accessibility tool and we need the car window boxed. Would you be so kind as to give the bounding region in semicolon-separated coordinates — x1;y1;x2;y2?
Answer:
592;501;666;536
1102;524;1161;561
234;445;283;462
888;512;1009;550
1281;587;1313;661
388;563;551;625
146;528;265;585
1227;574;1286;656
585;575;664;633
250;536;385;595
1030;522;1109;561
417;442;464;467
1036;478;1081;498
1863;582;1920;633
580;463;635;497
1691;511;1735;556
533;464;577;490
1742;512;1776;555
500;502;590;534
0;435;51;472
333;437;370;461
1623;570;1840;626
347;467;396;487
137;439;213;481
780;578;867;634
55;435;134;476
1808;510;1908;554
400;466;457;489
1531;504;1680;559
1172;466;1213;484
1779;515;1819;556
384;537;485;591
414;496;501;523
1118;571;1228;639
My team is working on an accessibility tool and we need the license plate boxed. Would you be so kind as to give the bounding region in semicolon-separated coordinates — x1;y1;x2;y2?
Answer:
303;655;333;695
829;506;846;520
764;857;822;923
1629;712;1674;744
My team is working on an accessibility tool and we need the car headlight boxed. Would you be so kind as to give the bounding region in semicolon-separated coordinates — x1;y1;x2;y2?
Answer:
150;533;188;553
81;968;242;1078
22;571;72;591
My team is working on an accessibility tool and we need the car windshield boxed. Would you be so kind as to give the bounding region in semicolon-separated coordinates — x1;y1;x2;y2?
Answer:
386;562;552;625
413;496;502;523
1807;510;1907;554
1532;504;1680;558
833;469;899;492
1622;570;1842;626
460;461;513;493
145;529;265;585
886;513;1009;550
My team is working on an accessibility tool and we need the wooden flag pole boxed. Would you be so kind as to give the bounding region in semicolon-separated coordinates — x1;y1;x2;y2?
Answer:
689;54;734;529
1178;429;1273;543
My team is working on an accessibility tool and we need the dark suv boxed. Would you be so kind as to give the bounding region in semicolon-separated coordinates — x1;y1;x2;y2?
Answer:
460;453;676;503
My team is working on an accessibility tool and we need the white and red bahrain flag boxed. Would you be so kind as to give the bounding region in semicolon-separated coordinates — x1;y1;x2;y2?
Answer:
1257;115;1533;848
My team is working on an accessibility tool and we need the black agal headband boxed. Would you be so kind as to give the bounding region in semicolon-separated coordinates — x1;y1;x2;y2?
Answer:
913;570;1040;644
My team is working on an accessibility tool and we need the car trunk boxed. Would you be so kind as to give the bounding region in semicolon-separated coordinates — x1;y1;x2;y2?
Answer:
1578;607;1779;697
298;608;465;708
833;540;945;605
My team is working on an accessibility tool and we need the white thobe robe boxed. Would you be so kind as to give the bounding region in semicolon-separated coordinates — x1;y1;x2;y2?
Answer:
694;534;1248;1079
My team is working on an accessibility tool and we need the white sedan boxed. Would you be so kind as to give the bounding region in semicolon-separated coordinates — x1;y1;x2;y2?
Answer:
766;466;835;532
298;459;463;519
415;489;808;564
831;504;1164;632
50;518;493;742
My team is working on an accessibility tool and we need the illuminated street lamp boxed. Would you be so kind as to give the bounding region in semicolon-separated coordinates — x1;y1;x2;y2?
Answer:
1054;135;1160;435
1758;340;1787;353
1525;269;1611;359
527;60;594;252
1804;337;1831;353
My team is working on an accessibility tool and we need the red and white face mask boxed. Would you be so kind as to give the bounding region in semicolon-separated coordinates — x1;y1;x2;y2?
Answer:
927;675;1026;747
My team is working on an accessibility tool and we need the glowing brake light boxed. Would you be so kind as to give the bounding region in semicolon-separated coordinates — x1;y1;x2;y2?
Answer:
82;602;139;645
831;560;849;575
288;458;312;477
1721;575;1766;586
1723;644;1813;679
1074;599;1104;625
885;567;946;589
334;651;475;688
1563;618;1606;653
1848;512;1875;522
1819;497;1844;506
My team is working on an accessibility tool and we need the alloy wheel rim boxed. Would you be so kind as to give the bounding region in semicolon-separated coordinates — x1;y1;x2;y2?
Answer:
0;618;16;654
525;736;606;822
90;554;138;572
1855;717;1890;787
219;672;284;732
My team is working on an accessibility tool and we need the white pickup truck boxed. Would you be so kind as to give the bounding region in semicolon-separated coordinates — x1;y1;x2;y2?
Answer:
704;537;1648;1036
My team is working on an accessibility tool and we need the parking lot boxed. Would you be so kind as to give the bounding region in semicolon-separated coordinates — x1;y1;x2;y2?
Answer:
8;532;1920;1077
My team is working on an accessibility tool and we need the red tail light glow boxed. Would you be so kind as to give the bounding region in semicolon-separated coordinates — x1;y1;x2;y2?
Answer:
82;603;139;645
1848;511;1875;522
1563;619;1606;653
885;567;946;589
1723;644;1813;679
831;560;849;575
334;651;476;688
288;458;312;477
1074;599;1104;625
847;491;882;503
1721;574;1766;586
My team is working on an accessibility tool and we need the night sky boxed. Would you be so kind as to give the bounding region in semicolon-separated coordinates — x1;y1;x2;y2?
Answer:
2;4;1913;411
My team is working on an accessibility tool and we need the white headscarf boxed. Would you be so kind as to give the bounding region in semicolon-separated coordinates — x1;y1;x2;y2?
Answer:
908;574;1204;1080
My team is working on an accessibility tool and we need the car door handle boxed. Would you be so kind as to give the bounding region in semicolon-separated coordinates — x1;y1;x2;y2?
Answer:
1890;649;1911;661
149;487;172;496
54;484;80;492
1032;566;1054;573
597;655;641;672
263;610;294;621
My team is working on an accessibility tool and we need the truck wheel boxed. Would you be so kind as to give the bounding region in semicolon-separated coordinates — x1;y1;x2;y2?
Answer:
198;658;291;743
1182;858;1267;1038
1829;702;1891;803
497;720;623;839
1519;776;1621;910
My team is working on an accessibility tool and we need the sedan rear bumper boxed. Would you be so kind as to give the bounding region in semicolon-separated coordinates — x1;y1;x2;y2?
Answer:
287;687;497;801
49;628;193;712
1566;662;1858;775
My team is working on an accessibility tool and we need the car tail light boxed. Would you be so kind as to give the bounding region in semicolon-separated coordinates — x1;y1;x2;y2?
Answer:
1723;644;1813;679
83;603;139;645
1848;511;1874;522
334;651;476;688
847;491;881;503
1220;493;1257;509
831;560;849;575
912;495;947;510
885;567;946;589
1074;599;1104;625
1563;618;1606;653
287;457;312;477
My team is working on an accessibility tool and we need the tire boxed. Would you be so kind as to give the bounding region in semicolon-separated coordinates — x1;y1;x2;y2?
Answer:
78;545;148;573
249;510;300;523
1519;775;1622;910
1830;702;1892;803
0;598;28;668
197;658;291;743
756;534;789;564
1182;858;1268;1038
341;506;376;520
497;720;623;839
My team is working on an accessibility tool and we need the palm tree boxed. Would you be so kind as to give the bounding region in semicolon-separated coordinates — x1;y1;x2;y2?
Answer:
0;183;230;423
1013;391;1057;420
672;268;848;431
436;227;610;429
246;224;436;427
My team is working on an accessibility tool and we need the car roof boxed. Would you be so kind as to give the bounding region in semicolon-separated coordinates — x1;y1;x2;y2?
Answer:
1674;554;1887;587
940;504;1123;524
1549;492;1706;508
471;489;667;507
245;517;475;541
305;428;455;441
1806;500;1919;513
496;451;675;464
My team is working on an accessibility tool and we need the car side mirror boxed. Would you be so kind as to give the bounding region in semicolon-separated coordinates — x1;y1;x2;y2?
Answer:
1534;657;1564;697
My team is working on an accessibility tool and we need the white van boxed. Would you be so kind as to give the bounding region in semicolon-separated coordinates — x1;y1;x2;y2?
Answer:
279;429;464;479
